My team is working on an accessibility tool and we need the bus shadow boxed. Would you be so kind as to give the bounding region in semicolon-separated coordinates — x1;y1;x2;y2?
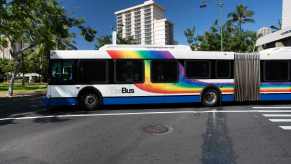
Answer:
33;116;71;124
1;95;291;126
42;100;291;114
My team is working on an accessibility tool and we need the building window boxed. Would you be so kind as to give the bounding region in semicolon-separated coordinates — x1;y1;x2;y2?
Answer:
79;60;108;84
263;60;289;82
215;60;233;79
151;60;178;83
115;60;144;83
185;60;210;79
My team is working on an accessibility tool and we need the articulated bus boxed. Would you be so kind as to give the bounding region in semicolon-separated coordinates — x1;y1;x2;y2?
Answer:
44;45;291;110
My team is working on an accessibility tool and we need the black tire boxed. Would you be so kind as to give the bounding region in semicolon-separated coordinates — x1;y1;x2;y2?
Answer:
79;92;101;110
201;89;220;107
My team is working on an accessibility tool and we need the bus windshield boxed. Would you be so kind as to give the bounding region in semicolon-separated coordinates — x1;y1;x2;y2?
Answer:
50;60;74;84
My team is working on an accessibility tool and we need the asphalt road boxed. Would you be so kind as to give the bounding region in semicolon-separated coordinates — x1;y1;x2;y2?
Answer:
1;96;291;164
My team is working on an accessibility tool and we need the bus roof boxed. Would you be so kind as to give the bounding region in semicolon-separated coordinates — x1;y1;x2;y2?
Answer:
50;44;235;60
260;47;291;60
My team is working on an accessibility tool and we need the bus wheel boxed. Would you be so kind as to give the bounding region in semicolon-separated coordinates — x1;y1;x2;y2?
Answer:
201;89;220;107
79;92;101;110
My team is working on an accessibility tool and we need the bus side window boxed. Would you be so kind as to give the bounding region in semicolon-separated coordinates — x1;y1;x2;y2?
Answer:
151;60;178;83
263;60;289;82
260;61;265;82
185;60;211;79
114;60;144;84
50;60;75;84
51;61;62;81
215;60;232;79
79;60;108;84
63;61;74;81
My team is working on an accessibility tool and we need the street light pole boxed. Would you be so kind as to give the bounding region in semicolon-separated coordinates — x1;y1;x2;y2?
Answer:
217;0;224;51
200;0;224;51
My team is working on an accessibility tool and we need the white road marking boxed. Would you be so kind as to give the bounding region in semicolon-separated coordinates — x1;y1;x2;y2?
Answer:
269;119;291;122
0;110;291;121
253;106;291;109
279;126;291;130
258;108;291;130
263;114;291;117
2;109;291;122
254;110;291;113
0;111;195;121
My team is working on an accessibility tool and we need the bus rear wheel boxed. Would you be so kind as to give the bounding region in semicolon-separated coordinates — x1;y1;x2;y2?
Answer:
201;89;220;107
79;92;101;110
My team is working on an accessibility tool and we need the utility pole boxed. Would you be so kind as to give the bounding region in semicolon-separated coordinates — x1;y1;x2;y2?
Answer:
217;0;224;51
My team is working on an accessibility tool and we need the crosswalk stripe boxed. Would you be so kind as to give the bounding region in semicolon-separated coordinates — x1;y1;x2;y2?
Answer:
253;107;291;109
257;110;291;113
269;119;291;122
262;113;291;130
263;114;291;117
279;126;291;130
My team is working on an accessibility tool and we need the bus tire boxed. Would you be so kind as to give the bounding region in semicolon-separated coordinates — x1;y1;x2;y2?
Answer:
201;89;220;107
79;92;101;111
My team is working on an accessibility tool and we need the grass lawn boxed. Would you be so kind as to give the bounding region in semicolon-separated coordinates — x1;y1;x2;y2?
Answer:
0;83;47;96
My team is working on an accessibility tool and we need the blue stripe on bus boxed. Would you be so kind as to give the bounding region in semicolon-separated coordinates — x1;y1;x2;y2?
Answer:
103;95;201;105
221;94;235;102
43;97;78;107
43;94;236;107
260;93;291;101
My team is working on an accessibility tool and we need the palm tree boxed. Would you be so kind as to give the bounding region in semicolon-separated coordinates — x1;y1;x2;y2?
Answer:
184;26;196;45
227;4;254;33
270;20;282;32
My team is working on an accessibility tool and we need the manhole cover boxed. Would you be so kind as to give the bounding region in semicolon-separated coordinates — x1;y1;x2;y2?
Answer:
143;124;171;135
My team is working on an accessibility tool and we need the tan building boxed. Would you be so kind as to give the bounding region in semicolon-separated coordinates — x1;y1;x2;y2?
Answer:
115;0;174;45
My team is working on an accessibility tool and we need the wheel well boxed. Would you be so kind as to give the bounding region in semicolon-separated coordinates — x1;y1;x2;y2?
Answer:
77;87;103;101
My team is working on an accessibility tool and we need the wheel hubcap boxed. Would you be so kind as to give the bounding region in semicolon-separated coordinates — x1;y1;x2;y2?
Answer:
85;95;96;105
205;92;217;104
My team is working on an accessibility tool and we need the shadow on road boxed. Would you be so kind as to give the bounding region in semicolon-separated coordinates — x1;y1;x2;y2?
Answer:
201;108;237;164
2;95;291;126
0;96;41;125
33;117;71;124
0;96;43;116
0;95;73;126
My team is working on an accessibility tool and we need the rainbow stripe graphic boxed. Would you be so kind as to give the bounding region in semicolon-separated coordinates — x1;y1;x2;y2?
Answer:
260;82;291;93
107;50;173;59
107;50;234;95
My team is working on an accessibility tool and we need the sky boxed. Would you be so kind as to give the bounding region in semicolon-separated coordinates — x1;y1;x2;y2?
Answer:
59;0;282;50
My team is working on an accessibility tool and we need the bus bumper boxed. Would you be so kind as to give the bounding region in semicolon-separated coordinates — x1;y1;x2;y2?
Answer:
42;97;78;108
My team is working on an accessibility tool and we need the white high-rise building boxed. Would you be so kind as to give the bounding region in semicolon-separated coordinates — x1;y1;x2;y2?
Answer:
282;0;291;29
114;0;174;45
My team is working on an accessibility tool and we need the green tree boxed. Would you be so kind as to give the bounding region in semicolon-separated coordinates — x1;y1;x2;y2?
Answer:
227;4;254;33
186;20;256;52
96;35;112;49
0;59;14;74
197;20;221;51
184;26;197;50
0;0;96;96
95;34;135;49
185;4;256;52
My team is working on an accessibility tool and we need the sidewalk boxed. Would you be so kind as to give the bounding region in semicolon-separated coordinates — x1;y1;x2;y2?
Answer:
0;91;45;98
